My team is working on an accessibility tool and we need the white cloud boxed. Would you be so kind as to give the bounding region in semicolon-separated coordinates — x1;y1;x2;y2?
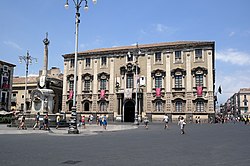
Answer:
3;41;22;50
154;24;168;33
229;31;235;37
139;23;177;36
216;49;250;65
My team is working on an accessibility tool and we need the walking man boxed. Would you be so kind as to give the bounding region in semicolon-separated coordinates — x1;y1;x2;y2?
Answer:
163;114;169;129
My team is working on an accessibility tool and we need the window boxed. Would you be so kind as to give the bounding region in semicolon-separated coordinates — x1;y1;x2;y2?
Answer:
101;57;107;66
195;49;202;60
84;102;90;111
100;79;106;90
126;74;134;88
195;74;203;86
84;80;91;91
176;101;182;112
70;59;74;68
1;92;6;103
156;101;162;112
196;101;204;112
155;52;161;62
69;81;74;91
155;76;162;88
86;58;91;67
175;51;182;62
100;102;107;112
175;75;182;88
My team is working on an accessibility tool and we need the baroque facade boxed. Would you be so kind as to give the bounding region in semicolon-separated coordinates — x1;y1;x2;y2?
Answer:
0;60;16;111
62;41;215;122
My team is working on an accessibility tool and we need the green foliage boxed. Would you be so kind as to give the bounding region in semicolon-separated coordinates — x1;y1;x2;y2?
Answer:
0;116;12;123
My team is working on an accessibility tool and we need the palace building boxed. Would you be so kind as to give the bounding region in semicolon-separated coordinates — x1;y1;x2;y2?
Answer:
62;41;215;122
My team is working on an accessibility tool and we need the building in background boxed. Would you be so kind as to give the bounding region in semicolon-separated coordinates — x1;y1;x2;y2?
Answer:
12;67;63;114
62;41;215;122
0;60;16;111
223;88;250;118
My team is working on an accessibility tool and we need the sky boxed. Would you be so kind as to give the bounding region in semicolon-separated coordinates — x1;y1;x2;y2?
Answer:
1;0;250;105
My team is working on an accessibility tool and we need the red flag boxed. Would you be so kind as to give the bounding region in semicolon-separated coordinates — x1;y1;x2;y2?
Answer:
100;90;105;99
197;86;202;96
68;90;73;100
156;88;161;97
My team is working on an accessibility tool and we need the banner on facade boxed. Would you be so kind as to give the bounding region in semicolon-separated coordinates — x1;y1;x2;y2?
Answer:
197;86;203;96
156;88;161;97
124;88;133;99
100;90;105;99
68;90;73;100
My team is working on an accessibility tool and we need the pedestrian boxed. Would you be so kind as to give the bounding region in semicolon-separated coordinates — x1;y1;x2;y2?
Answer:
102;115;108;130
178;116;186;134
44;113;50;130
197;116;201;124
163;114;169;129
81;115;86;129
143;116;149;129
33;112;40;130
89;114;94;125
18;115;26;130
96;116;100;125
56;114;60;129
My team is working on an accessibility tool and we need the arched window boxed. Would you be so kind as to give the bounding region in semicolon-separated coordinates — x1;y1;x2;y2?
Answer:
175;101;182;112
196;101;204;112
84;102;90;111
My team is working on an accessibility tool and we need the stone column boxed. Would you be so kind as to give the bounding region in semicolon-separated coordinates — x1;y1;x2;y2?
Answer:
42;33;49;77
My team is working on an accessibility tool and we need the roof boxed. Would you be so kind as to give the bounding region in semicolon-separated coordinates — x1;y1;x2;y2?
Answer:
13;76;38;84
0;60;16;67
62;41;215;58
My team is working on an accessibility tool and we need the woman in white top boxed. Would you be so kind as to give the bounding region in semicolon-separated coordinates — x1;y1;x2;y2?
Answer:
178;116;186;134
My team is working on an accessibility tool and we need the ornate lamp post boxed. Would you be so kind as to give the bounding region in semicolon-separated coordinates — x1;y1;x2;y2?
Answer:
128;43;142;125
19;51;37;115
64;0;97;134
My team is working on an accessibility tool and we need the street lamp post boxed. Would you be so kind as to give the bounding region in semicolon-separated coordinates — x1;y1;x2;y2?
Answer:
19;51;37;115
133;43;142;125
64;0;97;134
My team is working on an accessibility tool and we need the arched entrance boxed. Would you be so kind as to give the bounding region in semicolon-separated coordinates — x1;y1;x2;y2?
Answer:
124;100;135;122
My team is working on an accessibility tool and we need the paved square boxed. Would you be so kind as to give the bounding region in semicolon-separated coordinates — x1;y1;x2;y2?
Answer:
0;122;249;166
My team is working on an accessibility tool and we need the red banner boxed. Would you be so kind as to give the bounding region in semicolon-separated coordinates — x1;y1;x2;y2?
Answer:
68;90;73;100
197;86;203;96
2;83;9;89
156;88;161;97
100;90;105;99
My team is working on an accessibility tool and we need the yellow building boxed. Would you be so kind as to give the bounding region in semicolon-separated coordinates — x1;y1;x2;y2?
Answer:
62;41;215;122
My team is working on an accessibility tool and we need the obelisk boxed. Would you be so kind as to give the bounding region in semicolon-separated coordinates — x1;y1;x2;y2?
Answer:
39;32;50;88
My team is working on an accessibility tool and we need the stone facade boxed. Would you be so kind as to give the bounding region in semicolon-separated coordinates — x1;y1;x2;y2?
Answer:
224;88;250;117
62;41;216;122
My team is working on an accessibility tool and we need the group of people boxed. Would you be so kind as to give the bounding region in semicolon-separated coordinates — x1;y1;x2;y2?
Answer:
32;112;51;130
18;112;54;131
143;114;186;135
79;114;108;130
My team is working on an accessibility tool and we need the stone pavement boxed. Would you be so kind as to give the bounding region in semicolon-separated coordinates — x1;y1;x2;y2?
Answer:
0;123;138;136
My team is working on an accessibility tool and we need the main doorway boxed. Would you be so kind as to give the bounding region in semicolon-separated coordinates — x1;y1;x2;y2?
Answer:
124;100;135;122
